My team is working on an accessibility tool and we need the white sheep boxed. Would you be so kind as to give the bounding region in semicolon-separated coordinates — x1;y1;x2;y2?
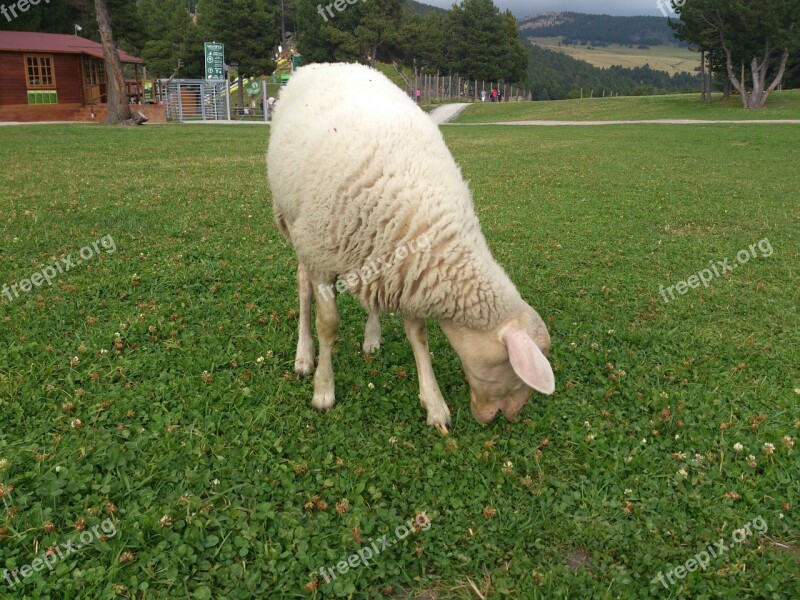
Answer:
267;62;554;433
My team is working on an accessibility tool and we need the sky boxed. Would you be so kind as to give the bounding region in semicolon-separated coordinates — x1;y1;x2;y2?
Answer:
420;0;666;18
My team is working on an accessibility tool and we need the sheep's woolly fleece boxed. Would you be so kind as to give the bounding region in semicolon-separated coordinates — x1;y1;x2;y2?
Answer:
268;62;526;330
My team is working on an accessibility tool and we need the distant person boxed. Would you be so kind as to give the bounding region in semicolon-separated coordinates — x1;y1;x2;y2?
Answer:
481;90;486;102
498;90;503;102
416;88;421;104
491;89;497;102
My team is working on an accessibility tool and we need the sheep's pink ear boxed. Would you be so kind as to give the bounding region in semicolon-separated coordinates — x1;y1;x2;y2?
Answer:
502;327;555;395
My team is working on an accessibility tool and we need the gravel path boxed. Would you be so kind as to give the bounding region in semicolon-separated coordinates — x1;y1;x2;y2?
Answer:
429;103;471;124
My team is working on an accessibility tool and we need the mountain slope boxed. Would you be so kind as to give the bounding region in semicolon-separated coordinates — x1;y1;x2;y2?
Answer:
520;12;685;47
525;42;699;101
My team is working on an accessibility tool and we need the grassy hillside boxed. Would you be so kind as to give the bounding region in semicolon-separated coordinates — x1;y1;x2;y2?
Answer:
525;43;699;101
1;122;798;597
529;36;698;75
519;11;682;47
453;89;800;123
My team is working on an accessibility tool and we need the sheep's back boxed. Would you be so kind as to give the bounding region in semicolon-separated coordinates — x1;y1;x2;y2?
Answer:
267;63;507;321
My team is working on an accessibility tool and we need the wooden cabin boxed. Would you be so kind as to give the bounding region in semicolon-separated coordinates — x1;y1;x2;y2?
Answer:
0;31;164;122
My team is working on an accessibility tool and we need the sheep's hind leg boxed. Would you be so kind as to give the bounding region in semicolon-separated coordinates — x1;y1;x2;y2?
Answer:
294;262;315;376
403;317;452;435
363;310;381;354
310;276;339;410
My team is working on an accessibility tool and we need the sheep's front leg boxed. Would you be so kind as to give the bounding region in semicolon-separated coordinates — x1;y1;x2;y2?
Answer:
403;317;452;434
363;310;381;354
310;278;339;410
294;262;315;376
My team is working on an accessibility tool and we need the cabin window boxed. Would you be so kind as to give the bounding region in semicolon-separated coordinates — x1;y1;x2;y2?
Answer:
83;57;105;85
25;55;56;88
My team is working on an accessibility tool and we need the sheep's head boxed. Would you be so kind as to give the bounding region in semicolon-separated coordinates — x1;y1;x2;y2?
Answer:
441;306;555;424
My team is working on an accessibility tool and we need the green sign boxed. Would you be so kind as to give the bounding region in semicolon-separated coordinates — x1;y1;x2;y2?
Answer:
246;80;261;96
204;42;225;80
143;80;155;102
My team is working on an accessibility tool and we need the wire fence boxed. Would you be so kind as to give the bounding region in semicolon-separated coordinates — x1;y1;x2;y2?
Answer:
404;74;533;103
156;73;532;122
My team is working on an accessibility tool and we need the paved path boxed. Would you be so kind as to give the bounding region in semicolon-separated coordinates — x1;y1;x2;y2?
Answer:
450;119;800;126
429;103;471;124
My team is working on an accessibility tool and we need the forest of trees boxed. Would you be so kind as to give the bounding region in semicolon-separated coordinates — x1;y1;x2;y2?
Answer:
519;12;688;48
4;1;795;102
525;43;699;100
4;0;526;84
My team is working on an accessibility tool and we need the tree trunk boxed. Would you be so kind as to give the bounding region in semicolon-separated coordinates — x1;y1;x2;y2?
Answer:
723;40;789;109
723;78;731;100
94;0;132;124
700;49;706;102
237;74;244;112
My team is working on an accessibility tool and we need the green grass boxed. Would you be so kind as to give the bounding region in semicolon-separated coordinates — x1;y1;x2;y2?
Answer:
1;122;798;598
527;37;698;75
453;88;800;123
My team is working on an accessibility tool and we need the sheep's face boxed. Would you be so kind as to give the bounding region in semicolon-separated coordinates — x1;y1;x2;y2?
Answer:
441;307;554;424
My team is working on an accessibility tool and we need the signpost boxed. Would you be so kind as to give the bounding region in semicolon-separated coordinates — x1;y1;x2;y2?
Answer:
142;80;155;103
204;42;225;80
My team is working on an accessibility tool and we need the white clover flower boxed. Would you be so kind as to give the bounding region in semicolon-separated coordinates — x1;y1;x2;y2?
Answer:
212;479;220;485
677;468;688;478
624;488;632;495
0;459;8;470
733;443;744;452
256;356;265;364
763;443;775;455
367;382;375;389
782;436;794;449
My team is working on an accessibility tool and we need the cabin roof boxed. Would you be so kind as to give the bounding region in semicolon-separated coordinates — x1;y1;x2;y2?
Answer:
0;31;143;64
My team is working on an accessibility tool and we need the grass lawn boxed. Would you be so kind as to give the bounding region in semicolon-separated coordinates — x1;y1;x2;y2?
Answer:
1;122;798;598
526;37;698;75
453;88;800;123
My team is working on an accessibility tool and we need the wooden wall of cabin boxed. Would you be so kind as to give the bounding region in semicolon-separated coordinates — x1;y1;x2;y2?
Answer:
0;52;84;106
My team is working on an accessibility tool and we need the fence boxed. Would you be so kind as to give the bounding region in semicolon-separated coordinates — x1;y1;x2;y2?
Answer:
157;75;531;122
405;74;532;103
157;79;283;122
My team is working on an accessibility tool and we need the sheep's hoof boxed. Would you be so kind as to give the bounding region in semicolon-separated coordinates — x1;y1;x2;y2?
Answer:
311;390;335;411
294;358;314;377
362;339;381;355
434;422;451;436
